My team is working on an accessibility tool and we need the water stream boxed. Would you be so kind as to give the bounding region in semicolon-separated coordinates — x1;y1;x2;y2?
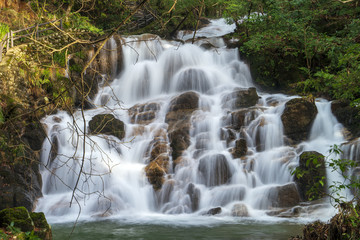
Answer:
36;19;354;238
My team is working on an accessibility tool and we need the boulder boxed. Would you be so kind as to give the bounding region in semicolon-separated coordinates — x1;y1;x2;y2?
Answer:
0;207;51;239
231;139;247;158
294;151;327;201
268;183;300;208
275;183;301;207
222;87;259;110
206;207;222;215
88;114;125;140
281;98;317;144
231;203;249;217
198;154;232;187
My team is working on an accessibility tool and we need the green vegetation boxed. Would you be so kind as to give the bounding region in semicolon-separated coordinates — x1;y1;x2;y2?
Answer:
221;0;360;107
0;23;9;39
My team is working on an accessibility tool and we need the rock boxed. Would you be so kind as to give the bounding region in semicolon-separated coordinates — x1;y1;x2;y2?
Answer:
21;121;46;151
0;163;42;212
88;114;125;140
268;183;300;208
206;207;222;215
0;207;34;232
198;154;232;187
166;92;199;163
0;207;51;239
222;87;259;110
231;203;249;217
294;151;327;201
220;128;236;145
186;183;201;212
128;102;161;125
281;98;317;144
166;91;199;115
30;212;52;239
231;139;247;158
145;155;169;191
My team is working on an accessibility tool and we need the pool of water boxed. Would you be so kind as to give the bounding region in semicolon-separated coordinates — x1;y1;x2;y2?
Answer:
52;218;304;240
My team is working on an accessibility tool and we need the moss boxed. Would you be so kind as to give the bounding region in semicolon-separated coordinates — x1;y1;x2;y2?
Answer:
0;207;34;232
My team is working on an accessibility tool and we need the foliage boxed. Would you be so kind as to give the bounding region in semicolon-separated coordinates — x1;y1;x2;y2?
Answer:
0;222;41;240
0;23;9;40
69;13;104;34
221;0;360;106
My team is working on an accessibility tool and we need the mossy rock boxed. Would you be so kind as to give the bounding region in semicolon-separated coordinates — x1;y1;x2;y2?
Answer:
30;212;52;239
0;207;34;232
89;114;125;140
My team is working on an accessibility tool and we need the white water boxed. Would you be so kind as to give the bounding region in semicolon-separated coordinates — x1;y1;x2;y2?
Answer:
37;20;349;224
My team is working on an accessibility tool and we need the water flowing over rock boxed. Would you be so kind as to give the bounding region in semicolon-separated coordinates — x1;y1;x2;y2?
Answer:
281;98;318;144
294;151;327;201
198;154;233;187
88;114;125;140
36;19;348;222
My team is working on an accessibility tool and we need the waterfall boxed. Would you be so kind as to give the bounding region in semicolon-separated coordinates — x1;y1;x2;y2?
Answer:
37;20;348;222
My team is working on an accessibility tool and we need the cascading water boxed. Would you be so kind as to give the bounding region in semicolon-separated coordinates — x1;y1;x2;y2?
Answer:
37;20;350;225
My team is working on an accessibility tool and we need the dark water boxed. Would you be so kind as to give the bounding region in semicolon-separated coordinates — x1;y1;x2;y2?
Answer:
52;220;303;240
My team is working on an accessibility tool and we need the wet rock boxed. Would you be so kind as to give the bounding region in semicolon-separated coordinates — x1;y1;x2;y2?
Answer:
220;128;236;145
88;114;125;140
222;87;259;110
149;141;170;162
281;98;317;144
166;91;199;115
206;207;222;215
128;102;161;124
269;183;300;208
294;151;327;201
186;183;201;212
145;155;169;191
21;122;46;151
231;203;249;217
0;163;42;212
231;139;247;158
198;154;232;187
166;92;199;163
0;207;52;239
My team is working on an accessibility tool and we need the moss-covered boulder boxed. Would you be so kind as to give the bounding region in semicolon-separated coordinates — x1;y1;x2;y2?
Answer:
0;207;51;239
89;114;125;140
30;212;52;239
294;151;327;201
0;207;34;232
